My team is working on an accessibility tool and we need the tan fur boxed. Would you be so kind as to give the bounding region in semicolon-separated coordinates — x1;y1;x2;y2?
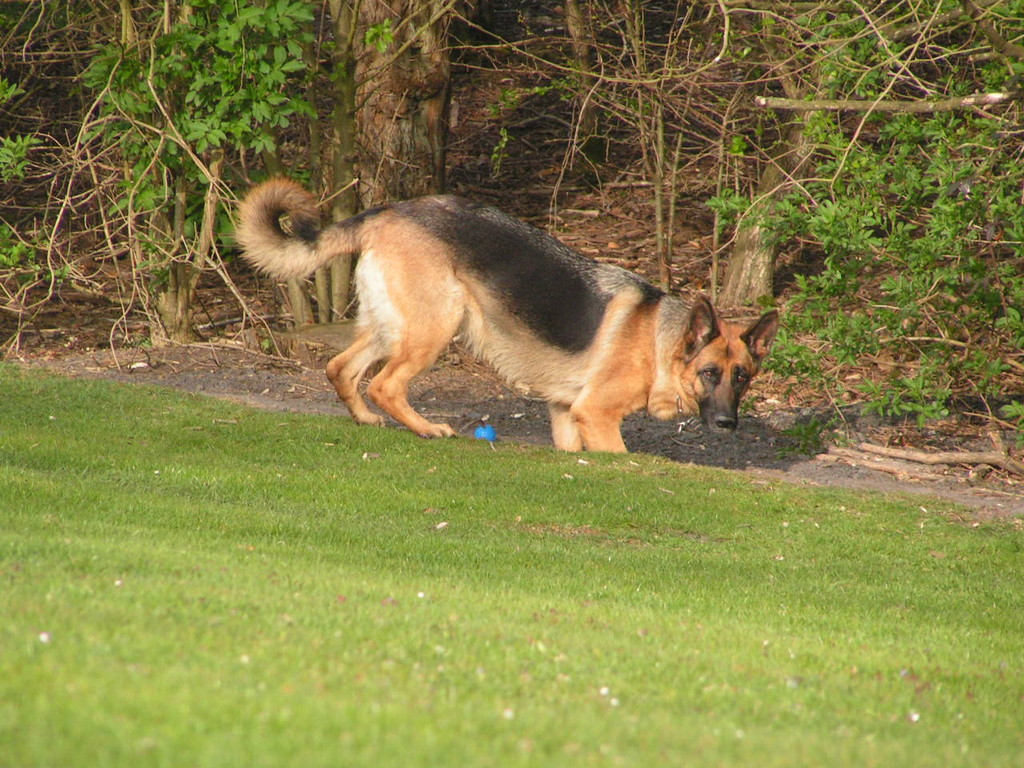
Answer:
235;179;341;280
236;178;779;452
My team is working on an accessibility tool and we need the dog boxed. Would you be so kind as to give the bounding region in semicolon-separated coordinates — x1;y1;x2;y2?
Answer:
236;178;779;452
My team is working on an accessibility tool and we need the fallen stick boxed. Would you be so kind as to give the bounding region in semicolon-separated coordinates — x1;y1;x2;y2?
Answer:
820;448;948;481
755;91;1017;113
855;442;1024;476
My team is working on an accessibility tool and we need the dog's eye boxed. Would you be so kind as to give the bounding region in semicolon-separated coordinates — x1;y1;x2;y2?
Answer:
734;368;749;384
701;367;720;381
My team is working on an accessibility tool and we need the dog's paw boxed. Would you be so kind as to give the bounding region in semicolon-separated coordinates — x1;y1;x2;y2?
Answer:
419;423;456;439
356;413;386;427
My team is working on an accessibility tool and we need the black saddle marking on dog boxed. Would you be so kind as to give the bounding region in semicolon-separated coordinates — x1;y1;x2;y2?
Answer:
404;197;660;353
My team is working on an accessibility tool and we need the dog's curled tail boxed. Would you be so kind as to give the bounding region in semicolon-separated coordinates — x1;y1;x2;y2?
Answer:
236;177;359;281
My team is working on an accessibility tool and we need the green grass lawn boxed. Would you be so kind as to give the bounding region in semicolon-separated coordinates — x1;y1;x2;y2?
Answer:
1;365;1022;767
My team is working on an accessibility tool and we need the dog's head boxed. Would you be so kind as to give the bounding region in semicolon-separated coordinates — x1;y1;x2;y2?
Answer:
672;295;778;431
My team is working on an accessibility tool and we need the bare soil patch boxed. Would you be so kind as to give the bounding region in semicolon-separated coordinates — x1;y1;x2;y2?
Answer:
18;340;1023;520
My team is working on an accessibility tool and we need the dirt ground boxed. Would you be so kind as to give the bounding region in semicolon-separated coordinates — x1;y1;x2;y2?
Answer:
19;340;1023;520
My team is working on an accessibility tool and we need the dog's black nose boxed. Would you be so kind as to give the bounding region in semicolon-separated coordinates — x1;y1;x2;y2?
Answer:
714;415;737;430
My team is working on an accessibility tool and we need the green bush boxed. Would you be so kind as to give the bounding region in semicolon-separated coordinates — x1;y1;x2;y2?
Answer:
84;0;313;157
717;3;1024;426
0;77;42;279
81;0;314;260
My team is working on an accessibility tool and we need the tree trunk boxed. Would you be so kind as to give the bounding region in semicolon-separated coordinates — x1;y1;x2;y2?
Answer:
152;149;226;343
719;119;812;307
719;220;773;307
304;24;334;324
154;263;194;343
355;0;452;204
564;0;602;162
326;0;360;319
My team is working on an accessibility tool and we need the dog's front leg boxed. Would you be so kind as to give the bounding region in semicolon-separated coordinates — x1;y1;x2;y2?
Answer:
548;402;583;451
569;404;628;453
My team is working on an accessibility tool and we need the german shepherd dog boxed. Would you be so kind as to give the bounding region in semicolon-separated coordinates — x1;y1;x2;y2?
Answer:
236;178;779;452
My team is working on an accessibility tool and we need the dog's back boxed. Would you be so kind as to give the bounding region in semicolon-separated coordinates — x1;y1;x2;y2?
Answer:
348;196;663;353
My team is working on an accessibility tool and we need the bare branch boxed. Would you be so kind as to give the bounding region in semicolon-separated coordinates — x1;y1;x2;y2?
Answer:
755;91;1017;112
959;0;1024;59
856;442;1024;477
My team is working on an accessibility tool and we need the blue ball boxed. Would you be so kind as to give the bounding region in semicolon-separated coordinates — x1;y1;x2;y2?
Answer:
474;424;497;441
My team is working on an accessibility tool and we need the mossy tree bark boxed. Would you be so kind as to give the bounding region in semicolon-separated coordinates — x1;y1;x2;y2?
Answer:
355;0;453;205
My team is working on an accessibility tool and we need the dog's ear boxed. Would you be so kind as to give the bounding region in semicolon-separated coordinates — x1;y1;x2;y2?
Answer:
681;294;721;359
741;310;779;364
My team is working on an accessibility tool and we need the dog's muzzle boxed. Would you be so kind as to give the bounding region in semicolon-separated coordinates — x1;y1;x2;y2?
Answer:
712;414;738;430
685;396;739;431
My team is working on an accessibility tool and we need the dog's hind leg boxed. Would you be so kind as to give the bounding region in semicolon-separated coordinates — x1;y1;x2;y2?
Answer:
549;403;583;451
325;328;386;426
366;325;458;438
364;280;467;438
